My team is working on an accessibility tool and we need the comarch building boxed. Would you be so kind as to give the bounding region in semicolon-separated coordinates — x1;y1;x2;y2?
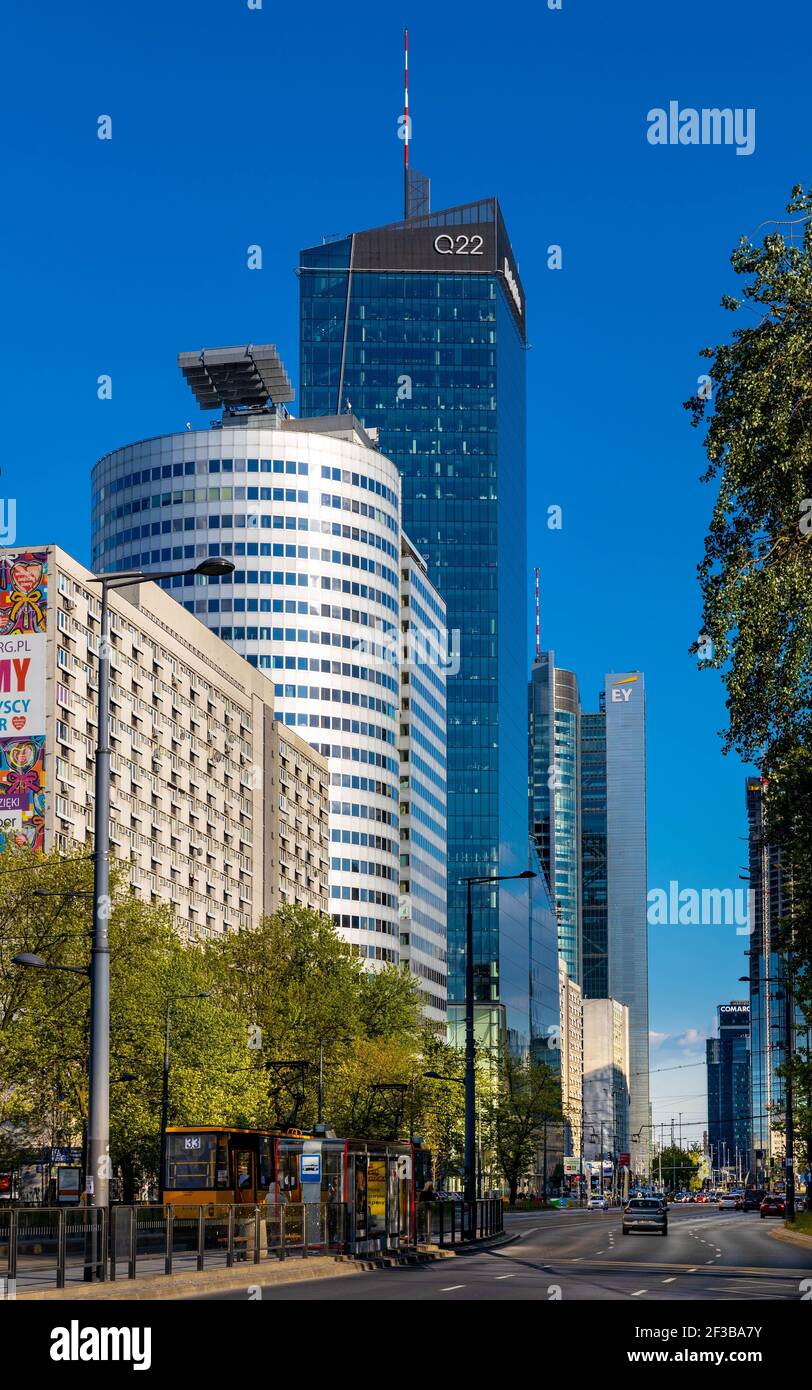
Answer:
90;346;448;1018
299;198;559;1058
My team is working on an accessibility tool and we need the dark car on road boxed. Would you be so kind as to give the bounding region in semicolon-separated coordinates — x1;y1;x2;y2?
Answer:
622;1197;668;1236
743;1187;766;1211
759;1193;786;1219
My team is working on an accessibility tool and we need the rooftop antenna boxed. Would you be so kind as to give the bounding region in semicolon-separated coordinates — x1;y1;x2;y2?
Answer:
403;27;409;206
534;566;541;662
403;29;430;219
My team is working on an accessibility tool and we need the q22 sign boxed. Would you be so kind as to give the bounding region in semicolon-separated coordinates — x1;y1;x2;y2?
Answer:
433;233;484;255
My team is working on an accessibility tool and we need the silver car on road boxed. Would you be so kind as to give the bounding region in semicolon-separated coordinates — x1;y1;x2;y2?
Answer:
622;1197;668;1236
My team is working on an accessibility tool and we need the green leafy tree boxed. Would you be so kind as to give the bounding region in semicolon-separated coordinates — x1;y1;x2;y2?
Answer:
1;859;475;1196
483;1056;563;1204
657;1146;700;1191
0;847;266;1196
686;183;812;763
687;186;812;1205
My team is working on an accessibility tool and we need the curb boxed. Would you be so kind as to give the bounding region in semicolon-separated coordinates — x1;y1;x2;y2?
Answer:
768;1225;812;1251
16;1247;455;1302
18;1257;356;1302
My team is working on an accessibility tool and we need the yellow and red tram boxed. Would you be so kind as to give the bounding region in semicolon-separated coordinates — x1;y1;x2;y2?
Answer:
162;1125;416;1250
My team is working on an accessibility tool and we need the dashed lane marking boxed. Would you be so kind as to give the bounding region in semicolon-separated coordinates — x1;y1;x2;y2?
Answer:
441;1285;465;1292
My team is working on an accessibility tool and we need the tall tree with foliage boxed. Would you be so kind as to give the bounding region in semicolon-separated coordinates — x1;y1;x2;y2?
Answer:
483;1056;563;1204
686;183;812;763
0;847;263;1196
1;855;473;1195
656;1146;700;1192
686;186;812;1192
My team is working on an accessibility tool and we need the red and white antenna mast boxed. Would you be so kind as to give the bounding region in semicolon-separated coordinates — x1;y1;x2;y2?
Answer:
402;30;430;219
534;566;541;662
404;29;410;172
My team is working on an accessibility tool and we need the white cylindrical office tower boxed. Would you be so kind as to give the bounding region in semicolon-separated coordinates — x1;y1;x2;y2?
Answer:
92;412;404;965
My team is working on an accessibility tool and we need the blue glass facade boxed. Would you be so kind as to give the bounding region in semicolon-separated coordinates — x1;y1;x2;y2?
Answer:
580;709;608;999
529;653;582;985
300;199;557;1053
706;1004;751;1174
745;777;801;1178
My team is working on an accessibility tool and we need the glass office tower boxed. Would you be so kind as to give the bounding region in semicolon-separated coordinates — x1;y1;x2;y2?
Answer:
745;776;800;1181
706;1001;751;1180
574;676;649;1176
603;672;650;1177
300;199;556;1055
529;651;582;985
580;707;608;999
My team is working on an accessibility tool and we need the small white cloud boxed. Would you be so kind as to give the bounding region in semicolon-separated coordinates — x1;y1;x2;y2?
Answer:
649;1031;669;1049
676;1027;705;1050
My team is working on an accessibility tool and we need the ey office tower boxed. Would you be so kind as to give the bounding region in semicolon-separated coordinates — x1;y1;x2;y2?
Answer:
583;674;650;1177
299;199;559;1057
90;346;448;1023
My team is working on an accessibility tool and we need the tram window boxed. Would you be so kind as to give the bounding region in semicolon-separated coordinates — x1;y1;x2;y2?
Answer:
258;1136;276;1190
235;1152;252;1190
166;1133;229;1190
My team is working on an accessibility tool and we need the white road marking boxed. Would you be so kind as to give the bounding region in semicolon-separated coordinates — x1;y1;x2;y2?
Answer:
662;1277;676;1283
441;1285;465;1292
631;1289;647;1296
495;1274;515;1280
687;1267;697;1273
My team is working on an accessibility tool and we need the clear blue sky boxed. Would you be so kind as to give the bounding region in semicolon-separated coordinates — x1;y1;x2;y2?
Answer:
4;0;809;1140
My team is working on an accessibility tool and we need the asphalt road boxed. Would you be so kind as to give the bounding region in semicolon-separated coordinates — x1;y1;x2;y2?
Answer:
190;1207;812;1301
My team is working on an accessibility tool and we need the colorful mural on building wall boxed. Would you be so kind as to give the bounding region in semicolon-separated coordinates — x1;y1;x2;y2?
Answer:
0;550;48;849
0;552;48;635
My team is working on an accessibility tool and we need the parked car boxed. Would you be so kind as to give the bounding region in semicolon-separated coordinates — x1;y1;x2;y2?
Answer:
759;1194;786;1219
622;1197;668;1236
718;1194;738;1211
587;1195;609;1211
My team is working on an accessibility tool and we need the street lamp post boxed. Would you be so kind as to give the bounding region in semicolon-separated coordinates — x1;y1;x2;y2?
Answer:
86;558;233;1216
159;992;211;1200
460;870;536;1225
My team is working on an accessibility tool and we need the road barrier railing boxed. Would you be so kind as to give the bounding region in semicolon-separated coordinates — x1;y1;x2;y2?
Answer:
416;1199;504;1247
0;1203;350;1291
